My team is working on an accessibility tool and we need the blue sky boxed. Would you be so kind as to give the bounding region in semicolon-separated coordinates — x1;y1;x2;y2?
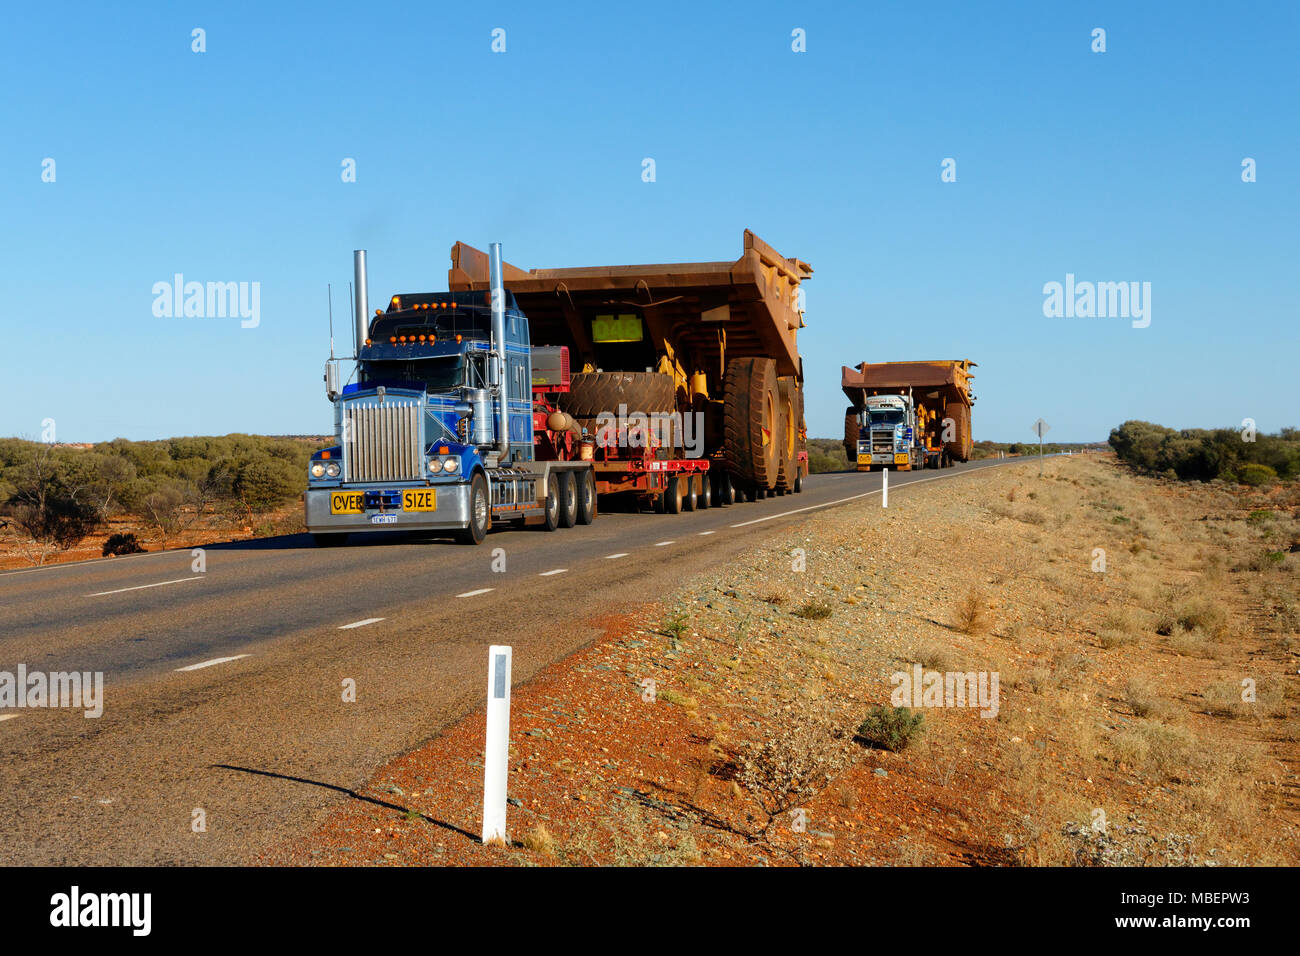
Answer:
2;1;1296;444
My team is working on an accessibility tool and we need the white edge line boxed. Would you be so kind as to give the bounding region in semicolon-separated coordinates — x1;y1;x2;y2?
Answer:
174;654;250;673
698;530;715;536
539;569;568;576
604;553;628;559
654;541;674;547
727;462;1011;529
339;617;385;630
0;714;21;722
88;576;203;597
0;546;179;579
456;588;495;598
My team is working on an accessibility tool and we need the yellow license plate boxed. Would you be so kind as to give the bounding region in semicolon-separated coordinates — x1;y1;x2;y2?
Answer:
330;491;365;515
857;454;871;465
894;453;909;465
401;489;437;513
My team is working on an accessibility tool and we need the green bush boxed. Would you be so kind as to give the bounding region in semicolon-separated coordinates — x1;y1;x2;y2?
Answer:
1236;463;1277;487
855;705;925;751
1109;420;1298;482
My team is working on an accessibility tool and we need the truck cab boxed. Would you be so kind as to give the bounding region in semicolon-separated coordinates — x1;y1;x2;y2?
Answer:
855;394;921;471
304;246;595;546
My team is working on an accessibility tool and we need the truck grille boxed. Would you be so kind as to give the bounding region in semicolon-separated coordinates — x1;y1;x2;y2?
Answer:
871;432;894;454
343;400;423;483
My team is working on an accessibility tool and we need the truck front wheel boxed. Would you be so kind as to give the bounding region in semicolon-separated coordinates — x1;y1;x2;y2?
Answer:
456;473;490;545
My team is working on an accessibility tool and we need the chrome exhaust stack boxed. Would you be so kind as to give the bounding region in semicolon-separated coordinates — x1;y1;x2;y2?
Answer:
353;250;369;358
489;242;509;458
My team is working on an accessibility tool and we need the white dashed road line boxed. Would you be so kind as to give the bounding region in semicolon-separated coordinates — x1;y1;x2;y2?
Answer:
539;569;567;576
88;576;203;597
605;553;628;559
698;530;715;536
654;541;674;547
339;617;385;630
174;654;250;673
456;588;496;598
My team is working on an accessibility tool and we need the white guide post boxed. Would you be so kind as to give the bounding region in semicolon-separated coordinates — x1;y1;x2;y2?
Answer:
882;467;889;509
481;645;513;844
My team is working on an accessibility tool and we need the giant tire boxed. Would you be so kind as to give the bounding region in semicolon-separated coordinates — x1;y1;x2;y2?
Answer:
844;405;862;463
776;378;798;492
558;372;676;419
723;357;780;490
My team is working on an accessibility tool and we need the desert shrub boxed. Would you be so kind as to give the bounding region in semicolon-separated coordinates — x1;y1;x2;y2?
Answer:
1109;420;1299;482
232;455;302;511
1236;463;1277;487
792;600;833;620
954;589;987;634
856;706;925;751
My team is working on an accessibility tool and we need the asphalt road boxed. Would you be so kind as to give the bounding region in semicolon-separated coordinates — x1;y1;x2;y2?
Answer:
0;459;1015;864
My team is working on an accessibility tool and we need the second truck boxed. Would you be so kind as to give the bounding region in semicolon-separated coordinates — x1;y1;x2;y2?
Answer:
841;360;976;471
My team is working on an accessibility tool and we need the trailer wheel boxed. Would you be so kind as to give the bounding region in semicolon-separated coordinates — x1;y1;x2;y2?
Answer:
541;473;560;531
682;474;698;512
714;471;733;505
556;470;577;528
576;469;597;525
743;483;758;502
698;472;711;509
723;357;780;490
455;473;490;545
312;533;350;547
663;474;684;513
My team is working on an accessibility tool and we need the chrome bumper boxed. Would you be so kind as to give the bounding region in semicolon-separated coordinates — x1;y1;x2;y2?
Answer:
304;483;472;533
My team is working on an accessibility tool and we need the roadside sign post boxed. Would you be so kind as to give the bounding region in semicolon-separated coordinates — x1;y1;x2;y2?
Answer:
882;466;888;508
1031;418;1051;475
481;645;513;845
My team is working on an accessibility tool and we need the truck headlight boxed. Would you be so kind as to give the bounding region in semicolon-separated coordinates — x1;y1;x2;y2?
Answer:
428;458;444;474
325;462;341;478
442;458;459;475
310;462;325;479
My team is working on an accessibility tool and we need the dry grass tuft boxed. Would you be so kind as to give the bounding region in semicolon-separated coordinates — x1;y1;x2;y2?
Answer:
954;588;988;635
521;823;557;856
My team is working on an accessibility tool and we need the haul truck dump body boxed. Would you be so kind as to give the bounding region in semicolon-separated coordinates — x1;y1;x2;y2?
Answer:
449;230;812;506
841;360;976;471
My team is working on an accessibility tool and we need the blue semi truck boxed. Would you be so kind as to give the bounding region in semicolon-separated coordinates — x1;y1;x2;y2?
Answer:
305;245;596;546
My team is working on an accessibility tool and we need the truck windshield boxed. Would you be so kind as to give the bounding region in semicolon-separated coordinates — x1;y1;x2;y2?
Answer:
869;409;905;425
362;357;462;393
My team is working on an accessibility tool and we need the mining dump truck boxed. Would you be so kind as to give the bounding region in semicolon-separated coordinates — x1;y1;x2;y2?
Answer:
841;360;976;471
449;230;811;509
